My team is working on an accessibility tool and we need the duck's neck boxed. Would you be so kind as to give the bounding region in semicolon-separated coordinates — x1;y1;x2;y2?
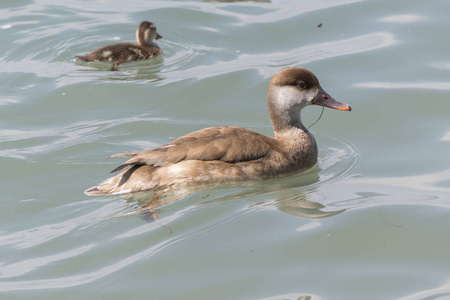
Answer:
272;110;315;151
267;85;318;164
136;29;154;47
267;85;310;137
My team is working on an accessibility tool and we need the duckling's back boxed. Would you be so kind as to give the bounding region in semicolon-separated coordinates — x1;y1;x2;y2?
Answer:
76;42;162;63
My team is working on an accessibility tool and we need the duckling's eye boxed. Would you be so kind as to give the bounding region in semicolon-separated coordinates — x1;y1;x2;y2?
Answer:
297;81;307;89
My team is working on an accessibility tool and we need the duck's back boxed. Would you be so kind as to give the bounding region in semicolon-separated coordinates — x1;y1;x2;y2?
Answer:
76;43;162;63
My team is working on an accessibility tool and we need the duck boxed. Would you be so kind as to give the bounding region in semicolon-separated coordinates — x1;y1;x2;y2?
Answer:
85;67;351;196
75;21;162;71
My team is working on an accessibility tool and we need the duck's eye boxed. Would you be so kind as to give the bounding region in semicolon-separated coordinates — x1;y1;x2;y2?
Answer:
297;81;306;89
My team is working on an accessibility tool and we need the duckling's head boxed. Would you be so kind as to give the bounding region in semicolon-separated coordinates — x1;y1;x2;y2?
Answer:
267;67;351;132
136;21;162;46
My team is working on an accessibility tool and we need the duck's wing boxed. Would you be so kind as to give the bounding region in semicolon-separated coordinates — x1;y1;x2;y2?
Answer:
109;126;279;173
76;43;153;62
107;151;143;159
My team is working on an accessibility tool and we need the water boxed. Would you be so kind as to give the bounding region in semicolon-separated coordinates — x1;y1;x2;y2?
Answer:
1;0;450;299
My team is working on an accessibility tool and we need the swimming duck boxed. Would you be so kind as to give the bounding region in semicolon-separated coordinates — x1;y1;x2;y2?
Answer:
85;67;351;196
76;21;162;71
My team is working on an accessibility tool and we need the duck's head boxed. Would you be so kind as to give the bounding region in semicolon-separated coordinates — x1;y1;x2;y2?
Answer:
267;67;351;132
136;21;163;46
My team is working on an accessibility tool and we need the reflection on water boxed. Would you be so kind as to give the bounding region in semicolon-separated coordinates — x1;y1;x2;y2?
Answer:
355;81;450;90
201;0;271;2
261;294;317;300
274;189;345;219
0;237;177;292
154;32;397;83
114;175;340;223
116;179;345;231
357;169;450;194
379;14;423;23
74;56;165;82
327;191;439;210
398;282;450;300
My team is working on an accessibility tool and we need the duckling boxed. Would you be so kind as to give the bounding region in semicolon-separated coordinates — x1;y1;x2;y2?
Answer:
76;21;162;71
85;67;351;196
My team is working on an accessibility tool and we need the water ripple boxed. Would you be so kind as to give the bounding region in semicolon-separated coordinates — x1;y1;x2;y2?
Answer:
160;32;396;82
0;244;94;279
398;281;450;300
0;201;121;249
0;115;167;160
355;81;450;90
315;133;361;186
208;0;363;26
0;238;176;292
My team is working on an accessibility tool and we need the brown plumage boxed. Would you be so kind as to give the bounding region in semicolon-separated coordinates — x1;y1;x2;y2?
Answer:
85;67;351;196
75;21;162;71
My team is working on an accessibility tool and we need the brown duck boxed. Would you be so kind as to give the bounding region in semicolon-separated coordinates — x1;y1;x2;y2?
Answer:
76;21;162;71
85;67;351;196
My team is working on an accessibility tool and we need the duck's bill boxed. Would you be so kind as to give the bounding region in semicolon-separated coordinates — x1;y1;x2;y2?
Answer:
312;88;351;111
156;34;163;40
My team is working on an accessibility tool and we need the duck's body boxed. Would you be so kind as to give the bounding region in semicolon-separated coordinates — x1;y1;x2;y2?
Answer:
85;67;351;196
76;21;162;70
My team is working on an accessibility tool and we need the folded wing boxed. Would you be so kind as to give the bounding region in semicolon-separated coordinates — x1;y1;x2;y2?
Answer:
109;126;278;173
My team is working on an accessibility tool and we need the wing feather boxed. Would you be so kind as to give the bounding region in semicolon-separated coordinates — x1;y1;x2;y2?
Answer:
109;126;277;173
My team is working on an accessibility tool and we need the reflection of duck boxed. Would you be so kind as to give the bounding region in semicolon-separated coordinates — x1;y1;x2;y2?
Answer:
85;67;351;196
274;191;345;219
111;177;344;230
75;21;162;71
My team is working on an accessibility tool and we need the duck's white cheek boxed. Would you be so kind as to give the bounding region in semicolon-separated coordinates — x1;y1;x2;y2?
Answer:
272;86;304;109
304;88;319;104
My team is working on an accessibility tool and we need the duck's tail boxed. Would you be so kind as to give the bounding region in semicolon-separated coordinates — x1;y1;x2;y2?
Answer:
84;186;109;196
84;175;120;196
84;165;148;196
74;55;87;61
